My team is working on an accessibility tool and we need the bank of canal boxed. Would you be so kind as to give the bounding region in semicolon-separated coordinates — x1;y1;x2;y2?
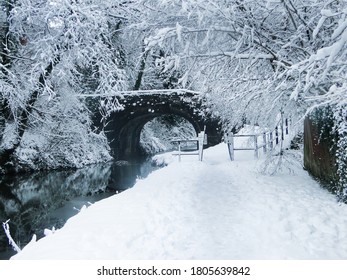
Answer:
0;159;160;260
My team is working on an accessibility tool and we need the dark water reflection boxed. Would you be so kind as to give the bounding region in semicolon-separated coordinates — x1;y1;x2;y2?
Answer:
0;159;159;260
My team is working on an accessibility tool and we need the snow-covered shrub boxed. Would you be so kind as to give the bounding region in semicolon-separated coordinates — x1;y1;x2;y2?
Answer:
12;92;112;171
334;107;347;202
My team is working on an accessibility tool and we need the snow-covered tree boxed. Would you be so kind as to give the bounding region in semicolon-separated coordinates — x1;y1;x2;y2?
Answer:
0;0;134;171
136;0;325;128
1;0;346;193
135;0;347;197
288;1;347;110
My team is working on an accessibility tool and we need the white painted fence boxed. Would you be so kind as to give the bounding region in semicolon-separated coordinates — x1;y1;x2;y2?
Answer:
225;117;289;161
171;129;207;161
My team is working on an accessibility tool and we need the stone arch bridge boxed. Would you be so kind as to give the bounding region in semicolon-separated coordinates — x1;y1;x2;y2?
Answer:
85;89;222;159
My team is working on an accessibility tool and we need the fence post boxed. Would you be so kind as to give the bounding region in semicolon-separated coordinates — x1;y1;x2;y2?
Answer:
275;126;279;144
263;133;267;153
227;133;234;161
269;132;274;150
281;113;285;141
178;141;181;162
285;118;289;135
200;126;207;161
254;135;258;159
198;132;204;161
203;133;208;145
198;131;204;161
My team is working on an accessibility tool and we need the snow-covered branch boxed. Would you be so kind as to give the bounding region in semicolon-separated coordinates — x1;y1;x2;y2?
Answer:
2;220;21;253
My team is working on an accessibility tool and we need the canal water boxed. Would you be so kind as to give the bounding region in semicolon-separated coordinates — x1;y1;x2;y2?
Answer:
0;159;160;260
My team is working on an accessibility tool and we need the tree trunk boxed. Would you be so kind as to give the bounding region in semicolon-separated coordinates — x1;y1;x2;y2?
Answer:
133;46;149;90
0;0;15;139
0;58;58;169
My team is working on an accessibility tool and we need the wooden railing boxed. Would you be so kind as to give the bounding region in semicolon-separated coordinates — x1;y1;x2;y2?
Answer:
225;117;289;161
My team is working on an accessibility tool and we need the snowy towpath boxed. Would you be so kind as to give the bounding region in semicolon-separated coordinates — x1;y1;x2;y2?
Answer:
11;144;347;259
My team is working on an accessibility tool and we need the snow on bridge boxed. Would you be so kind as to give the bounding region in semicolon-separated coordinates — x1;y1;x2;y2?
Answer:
80;89;222;159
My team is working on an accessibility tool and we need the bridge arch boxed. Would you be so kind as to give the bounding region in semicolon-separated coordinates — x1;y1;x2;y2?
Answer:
116;111;201;159
90;90;222;159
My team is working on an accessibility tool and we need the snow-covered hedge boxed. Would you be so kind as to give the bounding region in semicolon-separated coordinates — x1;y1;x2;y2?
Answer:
335;108;347;202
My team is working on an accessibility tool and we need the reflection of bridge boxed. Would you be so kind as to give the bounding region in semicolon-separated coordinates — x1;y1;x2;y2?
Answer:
85;89;222;159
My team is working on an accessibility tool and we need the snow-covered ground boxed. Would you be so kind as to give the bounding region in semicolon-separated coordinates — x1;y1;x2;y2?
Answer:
10;142;347;260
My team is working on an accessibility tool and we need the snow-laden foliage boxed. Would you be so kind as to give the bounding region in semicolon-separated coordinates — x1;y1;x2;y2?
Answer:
7;0;128;96
135;0;312;127
140;115;196;155
135;0;344;124
289;2;347;109
134;0;347;196
0;0;132;171
1;0;346;184
334;107;347;202
14;93;112;171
